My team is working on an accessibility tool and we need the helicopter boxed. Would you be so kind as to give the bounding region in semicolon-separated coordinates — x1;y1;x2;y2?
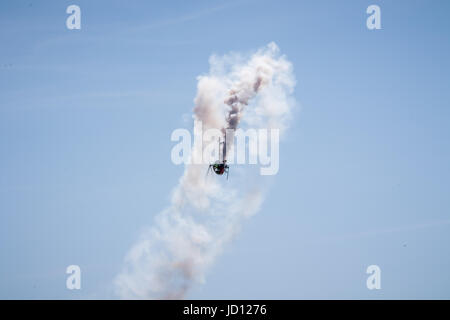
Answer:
206;135;229;179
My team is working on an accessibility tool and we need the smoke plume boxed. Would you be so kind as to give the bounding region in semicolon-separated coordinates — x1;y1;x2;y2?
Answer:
114;42;296;299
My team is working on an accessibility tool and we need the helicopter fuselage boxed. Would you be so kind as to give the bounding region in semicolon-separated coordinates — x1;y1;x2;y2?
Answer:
212;161;228;175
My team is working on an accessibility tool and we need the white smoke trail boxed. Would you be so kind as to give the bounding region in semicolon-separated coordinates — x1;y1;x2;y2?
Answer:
114;42;296;299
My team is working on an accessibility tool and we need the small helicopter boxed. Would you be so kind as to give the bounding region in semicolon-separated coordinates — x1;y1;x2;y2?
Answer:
206;135;229;179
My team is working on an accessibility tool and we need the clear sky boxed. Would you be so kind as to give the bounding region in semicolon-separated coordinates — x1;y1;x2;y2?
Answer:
1;0;450;299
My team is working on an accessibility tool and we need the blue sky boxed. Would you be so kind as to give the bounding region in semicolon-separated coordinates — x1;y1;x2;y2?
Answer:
1;0;450;299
